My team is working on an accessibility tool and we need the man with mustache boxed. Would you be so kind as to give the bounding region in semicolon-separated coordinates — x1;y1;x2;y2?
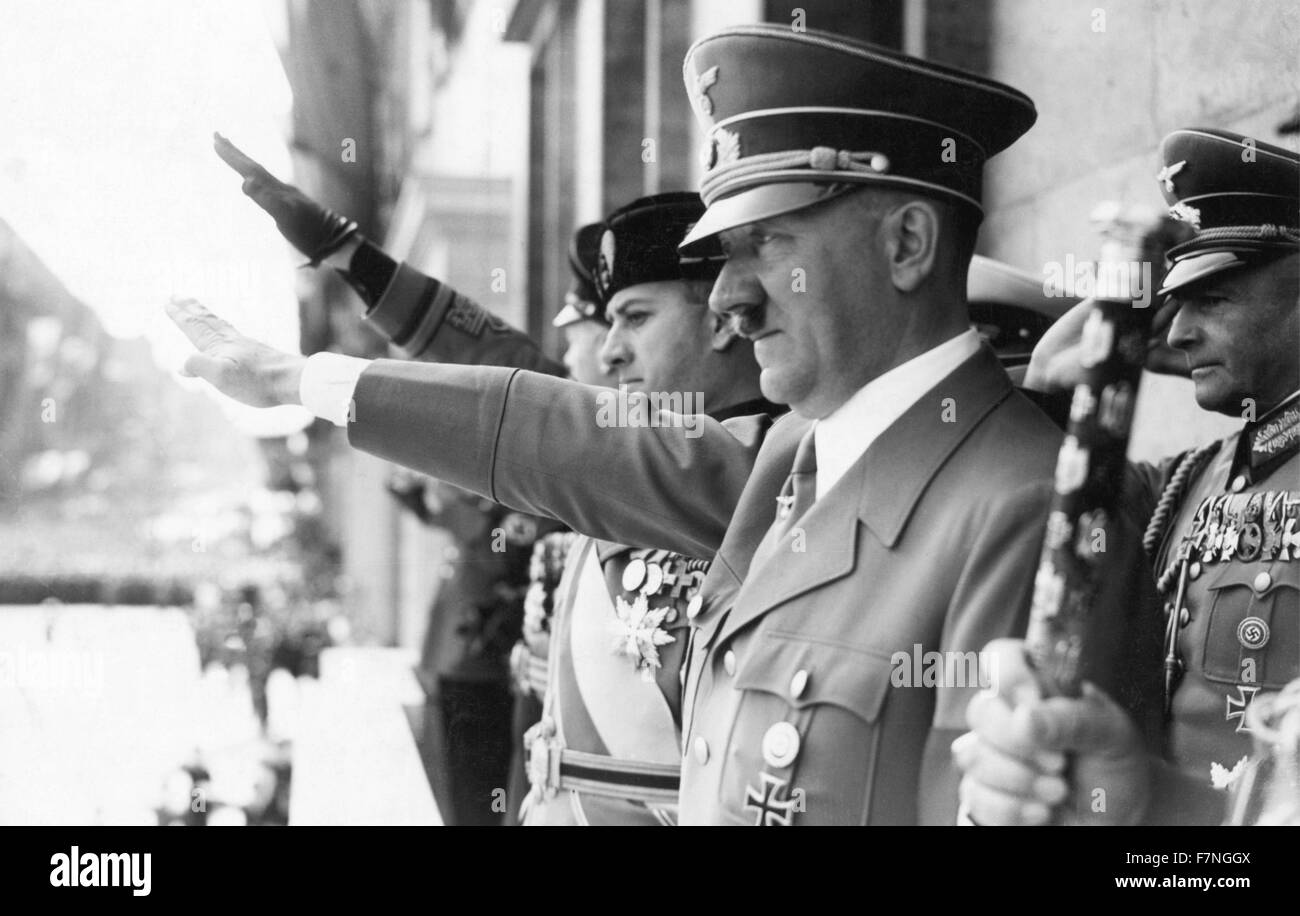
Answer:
173;25;1159;824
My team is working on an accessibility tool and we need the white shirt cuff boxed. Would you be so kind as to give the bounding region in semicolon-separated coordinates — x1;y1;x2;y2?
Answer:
299;352;373;427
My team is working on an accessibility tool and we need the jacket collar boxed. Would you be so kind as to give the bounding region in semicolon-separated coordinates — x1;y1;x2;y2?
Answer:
708;344;1013;647
857;344;1012;549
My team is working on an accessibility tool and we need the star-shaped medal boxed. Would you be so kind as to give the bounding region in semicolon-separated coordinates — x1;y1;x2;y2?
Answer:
611;593;676;680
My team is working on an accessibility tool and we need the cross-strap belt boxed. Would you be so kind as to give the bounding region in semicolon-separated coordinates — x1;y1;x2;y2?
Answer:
523;717;681;807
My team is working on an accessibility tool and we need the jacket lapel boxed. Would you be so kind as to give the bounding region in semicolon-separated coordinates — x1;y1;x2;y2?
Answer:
712;465;861;646
711;345;1014;647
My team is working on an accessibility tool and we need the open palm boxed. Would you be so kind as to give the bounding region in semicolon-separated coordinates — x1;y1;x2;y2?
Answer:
165;298;305;408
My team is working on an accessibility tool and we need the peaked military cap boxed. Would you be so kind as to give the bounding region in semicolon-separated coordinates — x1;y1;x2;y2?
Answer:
1156;128;1300;296
595;191;726;306
678;24;1037;253
554;222;607;328
967;255;1077;377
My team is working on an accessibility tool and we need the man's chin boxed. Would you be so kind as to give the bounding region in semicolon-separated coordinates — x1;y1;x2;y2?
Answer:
1189;377;1240;418
758;370;798;410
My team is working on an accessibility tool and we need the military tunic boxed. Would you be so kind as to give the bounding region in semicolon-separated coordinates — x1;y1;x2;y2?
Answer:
521;398;779;826
345;352;1162;824
521;539;698;825
1145;393;1299;789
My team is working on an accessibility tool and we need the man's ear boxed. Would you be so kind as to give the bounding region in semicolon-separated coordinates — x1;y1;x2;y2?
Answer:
880;200;940;293
710;311;742;352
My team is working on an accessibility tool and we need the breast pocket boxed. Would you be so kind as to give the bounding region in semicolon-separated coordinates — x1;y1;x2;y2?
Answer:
1201;561;1299;689
721;632;902;825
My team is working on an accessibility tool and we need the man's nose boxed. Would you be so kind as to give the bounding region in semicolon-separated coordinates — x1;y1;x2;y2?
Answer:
1165;299;1198;351
600;327;631;368
709;260;767;338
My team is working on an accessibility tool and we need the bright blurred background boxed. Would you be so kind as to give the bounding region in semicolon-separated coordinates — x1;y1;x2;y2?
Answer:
0;0;332;826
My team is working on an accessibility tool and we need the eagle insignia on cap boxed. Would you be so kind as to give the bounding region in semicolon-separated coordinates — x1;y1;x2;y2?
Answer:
1156;159;1186;194
1168;200;1202;229
690;65;720;118
597;228;616;295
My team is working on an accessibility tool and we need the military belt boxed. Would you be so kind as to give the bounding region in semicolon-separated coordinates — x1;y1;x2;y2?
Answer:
525;720;681;806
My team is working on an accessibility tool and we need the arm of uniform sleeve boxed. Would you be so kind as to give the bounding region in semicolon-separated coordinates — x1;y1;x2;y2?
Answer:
1121;455;1170;534
916;479;1054;825
342;239;566;376
345;359;770;557
918;480;1166;825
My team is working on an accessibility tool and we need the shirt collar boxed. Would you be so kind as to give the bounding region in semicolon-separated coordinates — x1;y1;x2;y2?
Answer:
813;329;982;500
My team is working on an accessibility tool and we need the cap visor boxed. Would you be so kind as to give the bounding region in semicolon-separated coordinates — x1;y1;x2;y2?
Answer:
967;254;1076;320
678;183;857;256
552;303;588;328
1158;250;1248;296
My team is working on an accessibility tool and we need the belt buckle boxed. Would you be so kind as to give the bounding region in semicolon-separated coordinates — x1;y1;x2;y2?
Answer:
523;717;561;800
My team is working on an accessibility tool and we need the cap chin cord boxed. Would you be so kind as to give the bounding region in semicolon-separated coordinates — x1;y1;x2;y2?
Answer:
700;147;891;204
1176;224;1300;246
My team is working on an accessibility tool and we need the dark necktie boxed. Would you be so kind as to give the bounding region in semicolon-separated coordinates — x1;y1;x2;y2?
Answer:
774;427;818;539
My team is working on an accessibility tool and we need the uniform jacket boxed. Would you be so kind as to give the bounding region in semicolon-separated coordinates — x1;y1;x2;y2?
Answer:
525;397;778;826
523;537;697;826
348;346;1162;824
361;251;751;826
1138;420;1298;805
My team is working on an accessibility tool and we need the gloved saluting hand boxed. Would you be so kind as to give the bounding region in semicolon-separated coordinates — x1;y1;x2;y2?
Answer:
214;132;358;266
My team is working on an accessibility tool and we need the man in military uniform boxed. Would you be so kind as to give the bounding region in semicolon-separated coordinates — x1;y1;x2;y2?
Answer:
521;192;779;825
953;128;1299;825
214;137;781;824
171;26;1157;824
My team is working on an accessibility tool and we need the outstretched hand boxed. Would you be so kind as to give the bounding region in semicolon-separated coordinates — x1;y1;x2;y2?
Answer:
213;132;358;265
165;298;306;408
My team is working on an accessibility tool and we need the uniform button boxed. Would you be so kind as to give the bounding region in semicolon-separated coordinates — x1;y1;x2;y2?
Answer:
1253;571;1272;593
686;595;704;619
723;650;736;676
790;669;809;699
1189;561;1202;580
1178;607;1190;627
1230;475;1247;493
761;722;801;768
664;607;678;624
693;736;710;765
621;558;647;592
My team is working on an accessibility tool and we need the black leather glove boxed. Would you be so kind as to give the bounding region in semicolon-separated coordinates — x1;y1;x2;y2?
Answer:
214;132;358;266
